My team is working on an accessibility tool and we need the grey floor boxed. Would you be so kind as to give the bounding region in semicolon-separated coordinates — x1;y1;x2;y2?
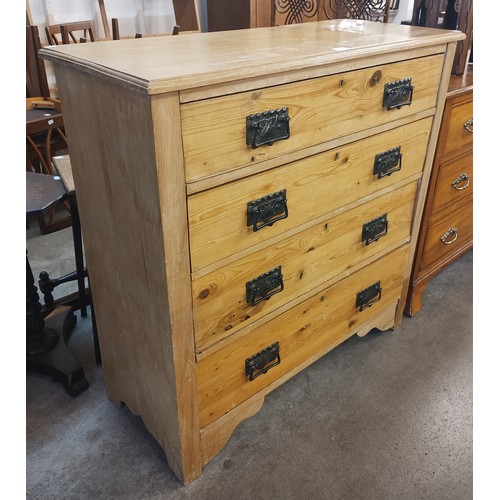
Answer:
26;219;473;500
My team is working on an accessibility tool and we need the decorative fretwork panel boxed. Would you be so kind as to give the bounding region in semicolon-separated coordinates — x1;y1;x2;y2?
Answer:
272;0;322;25
324;0;390;23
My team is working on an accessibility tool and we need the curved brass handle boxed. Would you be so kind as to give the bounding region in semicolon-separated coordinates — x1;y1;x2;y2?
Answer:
451;173;470;191
440;227;458;245
464;118;473;133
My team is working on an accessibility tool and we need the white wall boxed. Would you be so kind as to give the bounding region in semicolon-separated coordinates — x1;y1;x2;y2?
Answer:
29;0;177;42
392;0;415;25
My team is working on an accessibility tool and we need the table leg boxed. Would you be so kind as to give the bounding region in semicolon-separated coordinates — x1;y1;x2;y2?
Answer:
26;253;89;397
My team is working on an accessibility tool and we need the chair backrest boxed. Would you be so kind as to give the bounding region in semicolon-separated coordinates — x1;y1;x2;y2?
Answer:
26;25;50;99
324;0;391;23
46;20;97;45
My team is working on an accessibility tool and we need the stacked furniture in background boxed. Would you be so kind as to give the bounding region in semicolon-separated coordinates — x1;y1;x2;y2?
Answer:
405;67;473;316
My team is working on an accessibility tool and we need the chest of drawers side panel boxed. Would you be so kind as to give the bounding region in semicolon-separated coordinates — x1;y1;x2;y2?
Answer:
52;65;201;484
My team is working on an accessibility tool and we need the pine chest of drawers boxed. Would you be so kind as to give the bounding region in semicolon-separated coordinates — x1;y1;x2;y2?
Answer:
41;21;464;484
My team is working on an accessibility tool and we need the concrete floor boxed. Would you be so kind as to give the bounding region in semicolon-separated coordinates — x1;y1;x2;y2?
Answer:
26;219;473;500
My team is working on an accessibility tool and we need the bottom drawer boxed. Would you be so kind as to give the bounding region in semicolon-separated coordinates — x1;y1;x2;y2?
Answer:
420;198;473;271
197;245;409;428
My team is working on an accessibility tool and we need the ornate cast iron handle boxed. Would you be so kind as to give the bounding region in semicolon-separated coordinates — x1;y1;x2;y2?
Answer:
451;173;470;191
246;108;290;149
246;266;284;307
247;190;288;232
440;227;458;245
464;118;473;133
362;214;388;245
383;78;413;110
373;147;403;179
356;281;382;312
245;342;281;381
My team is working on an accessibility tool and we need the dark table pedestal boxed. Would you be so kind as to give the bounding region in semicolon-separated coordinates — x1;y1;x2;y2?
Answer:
26;172;89;396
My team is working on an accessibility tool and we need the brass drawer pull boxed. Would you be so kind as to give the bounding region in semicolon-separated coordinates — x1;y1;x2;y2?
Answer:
464;118;473;133
246;266;284;306
451;173;470;191
383;78;413;110
362;214;388;245
246;108;290;149
356;281;382;312
247;189;288;232
440;227;458;245
245;342;281;381
373;146;402;178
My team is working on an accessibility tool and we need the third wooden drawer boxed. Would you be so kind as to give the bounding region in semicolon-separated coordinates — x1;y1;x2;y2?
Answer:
419;196;473;272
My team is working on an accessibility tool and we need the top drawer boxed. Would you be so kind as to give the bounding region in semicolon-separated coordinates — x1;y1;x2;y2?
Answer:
181;54;443;182
441;93;473;157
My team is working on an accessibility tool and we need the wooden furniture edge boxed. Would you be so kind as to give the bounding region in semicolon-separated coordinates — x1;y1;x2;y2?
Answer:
395;40;458;326
150;93;203;484
52;64;199;485
39;27;464;96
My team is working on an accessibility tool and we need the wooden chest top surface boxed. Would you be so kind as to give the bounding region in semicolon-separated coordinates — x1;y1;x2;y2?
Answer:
40;20;464;94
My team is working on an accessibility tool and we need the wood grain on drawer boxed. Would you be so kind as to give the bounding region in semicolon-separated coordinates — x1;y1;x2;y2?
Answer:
432;149;473;215
196;245;409;428
188;117;431;272
441;96;473;156
420;198;473;272
192;181;418;353
181;55;443;182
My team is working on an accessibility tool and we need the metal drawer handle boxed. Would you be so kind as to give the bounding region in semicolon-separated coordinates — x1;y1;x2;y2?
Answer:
246;108;290;149
440;227;458;245
373;146;402;178
245;342;281;381
451;173;470;191
383;78;413;110
464;118;473;133
246;266;284;306
356;281;382;312
362;214;388;245
247;189;288;232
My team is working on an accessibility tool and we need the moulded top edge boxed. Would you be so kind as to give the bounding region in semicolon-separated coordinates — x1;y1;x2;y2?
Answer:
39;20;465;95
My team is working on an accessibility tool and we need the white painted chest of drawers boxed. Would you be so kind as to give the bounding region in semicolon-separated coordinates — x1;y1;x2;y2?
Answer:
41;20;463;483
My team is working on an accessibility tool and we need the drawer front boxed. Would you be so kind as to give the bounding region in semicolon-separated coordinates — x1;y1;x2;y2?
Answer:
420;198;473;271
432;149;473;214
181;55;443;182
196;245;409;428
188;117;432;271
442;95;473;156
192;181;418;353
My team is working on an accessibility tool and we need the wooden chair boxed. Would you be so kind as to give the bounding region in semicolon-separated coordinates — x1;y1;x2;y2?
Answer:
45;20;97;45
